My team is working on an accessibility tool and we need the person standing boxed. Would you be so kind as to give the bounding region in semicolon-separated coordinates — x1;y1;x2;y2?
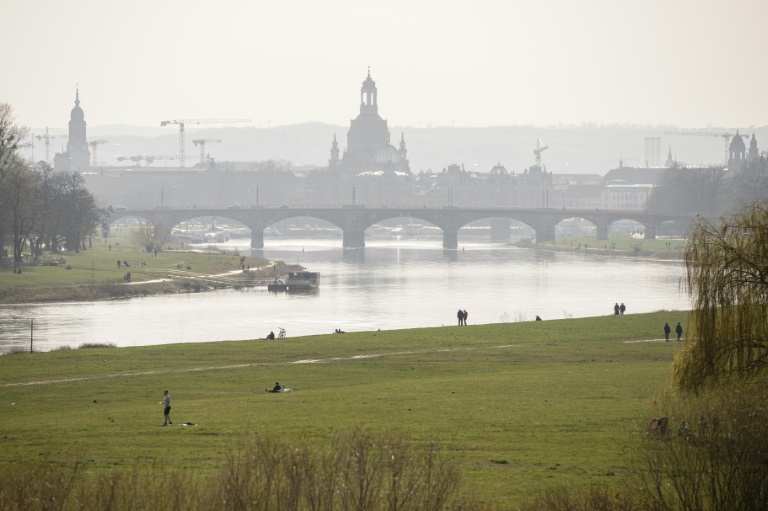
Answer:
463;310;468;325
664;323;671;342
457;309;464;326
619;303;626;315
614;303;620;315
162;390;172;425
675;322;683;341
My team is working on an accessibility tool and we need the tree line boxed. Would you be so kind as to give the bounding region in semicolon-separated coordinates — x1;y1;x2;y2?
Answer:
0;103;103;267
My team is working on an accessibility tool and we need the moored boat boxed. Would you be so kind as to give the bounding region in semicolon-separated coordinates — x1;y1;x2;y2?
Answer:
268;271;320;292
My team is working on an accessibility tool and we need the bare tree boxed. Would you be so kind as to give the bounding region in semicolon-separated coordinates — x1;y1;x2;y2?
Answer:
648;166;728;216
130;222;172;253
0;103;30;260
0;158;39;265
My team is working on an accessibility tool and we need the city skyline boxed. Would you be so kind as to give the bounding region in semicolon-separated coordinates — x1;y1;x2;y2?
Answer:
3;0;767;131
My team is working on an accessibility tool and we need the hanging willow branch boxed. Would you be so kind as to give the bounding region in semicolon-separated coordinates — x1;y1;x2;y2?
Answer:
677;200;768;392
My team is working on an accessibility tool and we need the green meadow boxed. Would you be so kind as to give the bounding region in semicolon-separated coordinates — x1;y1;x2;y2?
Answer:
0;311;687;508
0;228;289;304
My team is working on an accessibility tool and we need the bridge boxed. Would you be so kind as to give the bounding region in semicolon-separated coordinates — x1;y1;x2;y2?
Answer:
106;205;698;249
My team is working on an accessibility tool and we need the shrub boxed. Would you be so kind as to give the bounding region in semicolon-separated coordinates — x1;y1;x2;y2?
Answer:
0;428;478;511
629;379;768;511
78;342;116;349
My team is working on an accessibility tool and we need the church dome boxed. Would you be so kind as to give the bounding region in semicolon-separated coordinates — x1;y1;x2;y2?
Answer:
730;132;746;151
373;144;400;164
70;90;84;122
70;104;84;122
362;71;376;89
489;162;508;176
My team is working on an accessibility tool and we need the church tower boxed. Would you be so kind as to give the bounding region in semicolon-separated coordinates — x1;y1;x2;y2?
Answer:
398;133;409;166
664;145;675;167
747;133;760;164
341;69;391;174
329;133;341;169
66;88;90;171
728;130;746;171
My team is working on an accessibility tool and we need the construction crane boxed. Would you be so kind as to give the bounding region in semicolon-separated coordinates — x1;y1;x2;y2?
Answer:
117;155;178;167
664;130;747;166
192;138;221;164
35;127;65;164
160;119;249;167
88;139;108;166
533;138;549;168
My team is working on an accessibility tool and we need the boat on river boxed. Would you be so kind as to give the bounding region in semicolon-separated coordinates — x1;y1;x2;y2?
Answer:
268;271;320;292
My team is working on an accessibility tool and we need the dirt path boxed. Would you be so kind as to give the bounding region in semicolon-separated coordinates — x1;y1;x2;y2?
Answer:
1;344;520;388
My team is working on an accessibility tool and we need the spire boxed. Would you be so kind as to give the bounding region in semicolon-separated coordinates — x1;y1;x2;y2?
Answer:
329;133;340;167
75;85;80;107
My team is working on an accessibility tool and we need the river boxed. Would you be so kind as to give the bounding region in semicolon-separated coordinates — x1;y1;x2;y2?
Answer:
0;239;690;353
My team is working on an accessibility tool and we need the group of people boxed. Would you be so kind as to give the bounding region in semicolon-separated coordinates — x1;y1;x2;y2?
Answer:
457;309;469;326
613;302;627;315
664;322;683;342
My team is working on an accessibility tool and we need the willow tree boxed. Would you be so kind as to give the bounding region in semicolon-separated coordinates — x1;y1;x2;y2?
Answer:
677;199;768;391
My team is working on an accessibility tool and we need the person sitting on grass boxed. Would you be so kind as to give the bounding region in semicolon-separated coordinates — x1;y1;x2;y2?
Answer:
266;381;282;393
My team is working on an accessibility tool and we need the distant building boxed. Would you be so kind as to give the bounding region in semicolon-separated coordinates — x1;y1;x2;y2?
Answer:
330;69;410;176
728;130;747;172
665;146;675;168
601;183;653;210
746;133;760;164
54;88;90;172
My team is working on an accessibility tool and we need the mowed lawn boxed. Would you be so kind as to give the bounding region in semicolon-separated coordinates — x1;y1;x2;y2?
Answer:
0;311;687;507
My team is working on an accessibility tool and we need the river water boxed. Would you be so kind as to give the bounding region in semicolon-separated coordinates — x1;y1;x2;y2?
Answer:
0;239;690;353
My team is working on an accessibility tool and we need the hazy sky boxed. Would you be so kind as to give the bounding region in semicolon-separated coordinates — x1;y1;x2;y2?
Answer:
3;0;767;130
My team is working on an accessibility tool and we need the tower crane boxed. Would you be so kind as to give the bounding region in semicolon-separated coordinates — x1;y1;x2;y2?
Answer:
88;139;108;166
117;155;179;167
160;118;250;167
664;130;747;166
533;138;549;168
192;138;221;164
35;127;65;164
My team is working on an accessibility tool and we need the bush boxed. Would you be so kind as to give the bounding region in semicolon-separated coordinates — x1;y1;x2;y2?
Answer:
78;342;116;349
629;379;768;511
0;428;478;511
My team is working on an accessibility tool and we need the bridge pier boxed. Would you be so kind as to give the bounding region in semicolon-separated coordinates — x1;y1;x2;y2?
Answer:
443;229;458;249
535;225;555;244
644;224;656;240
343;230;365;249
596;225;609;241
250;229;264;249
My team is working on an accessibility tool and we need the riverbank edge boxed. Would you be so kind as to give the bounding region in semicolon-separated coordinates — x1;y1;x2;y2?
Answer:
520;240;684;262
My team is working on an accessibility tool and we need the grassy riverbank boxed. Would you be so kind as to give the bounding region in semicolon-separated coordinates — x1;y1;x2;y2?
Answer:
0;231;297;304
523;233;686;260
0;311;688;508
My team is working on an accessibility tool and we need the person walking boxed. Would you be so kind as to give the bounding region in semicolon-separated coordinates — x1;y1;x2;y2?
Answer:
619;303;626;315
675;322;683;341
161;390;172;425
463;310;468;325
614;303;620;315
664;323;671;342
457;309;464;326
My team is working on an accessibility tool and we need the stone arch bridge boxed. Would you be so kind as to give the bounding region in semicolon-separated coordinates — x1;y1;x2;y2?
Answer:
107;205;698;249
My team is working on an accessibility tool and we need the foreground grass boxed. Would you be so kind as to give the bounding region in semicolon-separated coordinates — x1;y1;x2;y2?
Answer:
0;311;686;508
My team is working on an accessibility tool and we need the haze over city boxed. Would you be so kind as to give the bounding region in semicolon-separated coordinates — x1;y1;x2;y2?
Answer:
3;0;767;130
